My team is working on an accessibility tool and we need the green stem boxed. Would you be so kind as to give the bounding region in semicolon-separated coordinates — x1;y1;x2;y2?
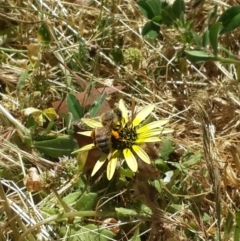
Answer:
0;47;27;53
18;210;115;241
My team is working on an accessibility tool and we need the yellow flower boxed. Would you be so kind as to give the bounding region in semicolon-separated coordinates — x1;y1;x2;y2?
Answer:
73;99;173;180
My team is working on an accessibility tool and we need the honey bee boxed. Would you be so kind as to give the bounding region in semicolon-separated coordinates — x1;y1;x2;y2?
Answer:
91;108;123;153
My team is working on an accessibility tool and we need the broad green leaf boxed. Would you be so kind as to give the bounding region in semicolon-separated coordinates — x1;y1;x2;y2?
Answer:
115;207;138;216
220;13;240;34
218;6;240;34
152;15;162;25
181;151;201;167
109;48;124;63
218;6;240;26
185;50;215;63
75;224;116;241
209;22;223;56
142;21;160;39
137;0;162;20
161;7;175;26
17;70;30;91
170;204;182;211
160;139;174;161
62;191;81;205
129;227;141;241
75;193;98;211
37;22;51;46
172;0;185;19
154;158;168;172
89;91;107;117
66;93;84;120
41;207;60;216
203;213;211;222
33;135;78;158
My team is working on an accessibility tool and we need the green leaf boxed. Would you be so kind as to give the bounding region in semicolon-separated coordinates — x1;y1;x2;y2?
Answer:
202;30;209;47
75;193;98;211
172;0;185;19
218;6;240;26
17;70;30;91
235;227;240;241
220;13;240;34
129;227;141;241
208;5;218;26
155;158;169;172
209;22;223;56
66;93;84;120
41;207;60;216
137;0;162;19
236;211;240;227
152;15;162;25
160;139;175;161
224;211;234;239
62;191;81;205
181;151;201;168
161;7;175;26
33;135;78;158
191;31;202;47
185;50;215;63
75;224;116;241
109;48;124;63
203;213;211;222
218;6;240;34
37;22;51;46
115;207;138;216
89;91;107;117
142;21;160;39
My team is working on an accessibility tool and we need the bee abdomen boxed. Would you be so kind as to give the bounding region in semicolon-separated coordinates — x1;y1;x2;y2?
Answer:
93;128;112;153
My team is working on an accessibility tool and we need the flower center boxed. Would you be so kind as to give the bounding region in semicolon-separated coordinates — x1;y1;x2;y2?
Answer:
111;126;137;150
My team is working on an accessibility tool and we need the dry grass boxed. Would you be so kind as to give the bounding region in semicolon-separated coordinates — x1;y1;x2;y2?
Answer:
1;0;240;240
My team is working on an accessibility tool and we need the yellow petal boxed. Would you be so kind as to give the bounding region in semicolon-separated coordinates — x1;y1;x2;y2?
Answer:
132;145;151;164
132;104;155;127
137;119;170;133
135;137;162;144
161;128;174;134
123;148;138;172
91;154;108;177
77;151;88;170
119;99;128;125
43;107;59;121
107;156;118;180
81;118;102;128
137;129;164;139
77;131;92;136
72;143;95;154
